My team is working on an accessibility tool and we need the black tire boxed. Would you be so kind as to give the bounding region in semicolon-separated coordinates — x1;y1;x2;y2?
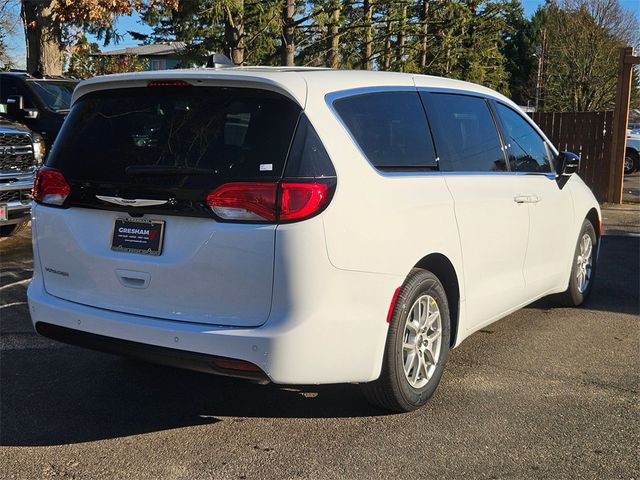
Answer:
0;221;28;238
560;219;597;307
362;268;450;412
624;149;638;175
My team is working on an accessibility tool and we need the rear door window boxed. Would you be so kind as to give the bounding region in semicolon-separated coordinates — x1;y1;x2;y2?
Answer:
333;91;437;171
47;86;301;215
420;93;506;172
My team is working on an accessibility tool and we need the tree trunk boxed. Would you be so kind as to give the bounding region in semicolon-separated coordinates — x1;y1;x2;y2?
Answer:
224;0;245;65
396;1;407;71
326;1;340;68
382;16;391;71
419;0;429;71
361;0;373;70
21;0;64;76
281;0;296;66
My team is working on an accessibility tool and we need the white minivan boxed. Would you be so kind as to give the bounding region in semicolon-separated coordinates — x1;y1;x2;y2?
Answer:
28;68;600;412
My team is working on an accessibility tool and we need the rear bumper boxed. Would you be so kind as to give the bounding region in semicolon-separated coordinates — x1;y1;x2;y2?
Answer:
35;321;270;383
27;264;398;384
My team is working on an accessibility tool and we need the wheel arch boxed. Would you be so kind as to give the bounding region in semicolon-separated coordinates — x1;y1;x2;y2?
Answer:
585;207;601;239
413;253;460;348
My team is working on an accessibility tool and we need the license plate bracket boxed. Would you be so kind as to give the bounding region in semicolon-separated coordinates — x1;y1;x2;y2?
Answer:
111;217;165;256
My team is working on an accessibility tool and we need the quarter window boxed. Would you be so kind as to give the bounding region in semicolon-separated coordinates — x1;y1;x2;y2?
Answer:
420;93;506;172
495;103;552;173
333;91;437;171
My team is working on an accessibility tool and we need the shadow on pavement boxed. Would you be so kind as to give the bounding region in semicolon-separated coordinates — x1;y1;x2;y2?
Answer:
528;235;639;315
0;347;384;447
1;233;637;447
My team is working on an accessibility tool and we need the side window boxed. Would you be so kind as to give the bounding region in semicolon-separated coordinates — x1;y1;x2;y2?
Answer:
495;103;552;173
285;114;336;178
420;92;506;172
333;91;437;171
0;77;34;116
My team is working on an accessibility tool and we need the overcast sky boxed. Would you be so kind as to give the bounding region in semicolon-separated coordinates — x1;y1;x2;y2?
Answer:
4;0;640;69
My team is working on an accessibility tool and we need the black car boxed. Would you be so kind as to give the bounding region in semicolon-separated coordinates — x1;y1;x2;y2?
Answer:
0;72;77;150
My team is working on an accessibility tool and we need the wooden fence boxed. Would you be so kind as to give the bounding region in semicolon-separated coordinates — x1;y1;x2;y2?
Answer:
530;111;614;202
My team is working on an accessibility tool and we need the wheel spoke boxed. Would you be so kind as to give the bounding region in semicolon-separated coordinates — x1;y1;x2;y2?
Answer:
424;344;436;366
418;353;429;380
425;310;440;330
426;329;441;343
418;299;428;330
584;241;592;261
404;351;417;378
406;319;419;333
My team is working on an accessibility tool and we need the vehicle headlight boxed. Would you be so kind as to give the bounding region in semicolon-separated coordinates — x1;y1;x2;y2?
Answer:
32;133;46;165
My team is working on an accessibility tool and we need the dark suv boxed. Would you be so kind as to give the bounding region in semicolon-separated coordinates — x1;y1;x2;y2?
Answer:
0;72;77;149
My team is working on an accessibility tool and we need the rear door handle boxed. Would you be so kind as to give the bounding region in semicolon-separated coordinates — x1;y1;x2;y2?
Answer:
116;269;151;289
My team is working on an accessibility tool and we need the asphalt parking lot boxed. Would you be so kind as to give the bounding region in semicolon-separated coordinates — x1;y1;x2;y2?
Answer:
1;226;638;479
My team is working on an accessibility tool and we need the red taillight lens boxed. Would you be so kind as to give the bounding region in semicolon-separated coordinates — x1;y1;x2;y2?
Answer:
279;182;330;221
33;168;70;206
206;181;333;223
206;182;278;221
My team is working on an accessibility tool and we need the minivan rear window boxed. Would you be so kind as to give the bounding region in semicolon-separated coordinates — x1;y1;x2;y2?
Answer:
47;86;301;188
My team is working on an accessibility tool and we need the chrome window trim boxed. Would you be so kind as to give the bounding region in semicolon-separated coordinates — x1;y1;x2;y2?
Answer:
325;86;559;179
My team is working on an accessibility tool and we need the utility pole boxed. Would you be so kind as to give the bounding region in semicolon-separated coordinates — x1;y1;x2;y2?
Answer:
535;29;547;112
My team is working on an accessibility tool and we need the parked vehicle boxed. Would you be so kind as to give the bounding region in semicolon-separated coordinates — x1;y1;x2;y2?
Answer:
0;118;45;236
625;131;640;174
0;72;78;150
28;69;600;412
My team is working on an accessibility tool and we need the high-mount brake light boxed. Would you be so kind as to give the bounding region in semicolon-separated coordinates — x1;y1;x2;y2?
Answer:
147;80;192;87
33;168;70;206
206;180;333;223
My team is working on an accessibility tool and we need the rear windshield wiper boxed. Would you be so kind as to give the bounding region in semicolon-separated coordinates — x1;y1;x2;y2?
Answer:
125;165;217;175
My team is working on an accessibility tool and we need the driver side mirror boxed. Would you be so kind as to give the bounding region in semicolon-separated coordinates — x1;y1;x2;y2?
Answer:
6;95;39;121
557;151;580;176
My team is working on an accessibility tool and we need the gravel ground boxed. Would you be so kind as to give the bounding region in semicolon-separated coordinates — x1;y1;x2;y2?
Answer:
1;225;638;480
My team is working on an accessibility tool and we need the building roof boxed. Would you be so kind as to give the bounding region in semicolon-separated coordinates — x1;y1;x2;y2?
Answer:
96;42;187;57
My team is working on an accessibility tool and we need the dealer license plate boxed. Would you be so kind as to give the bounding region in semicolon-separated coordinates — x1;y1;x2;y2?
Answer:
111;217;165;256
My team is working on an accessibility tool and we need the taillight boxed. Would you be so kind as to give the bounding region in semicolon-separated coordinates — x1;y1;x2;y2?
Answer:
33;168;70;206
206;180;333;223
279;182;330;221
206;182;278;221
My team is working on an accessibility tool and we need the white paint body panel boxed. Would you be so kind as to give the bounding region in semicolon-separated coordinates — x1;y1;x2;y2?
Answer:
28;68;600;384
34;206;277;327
